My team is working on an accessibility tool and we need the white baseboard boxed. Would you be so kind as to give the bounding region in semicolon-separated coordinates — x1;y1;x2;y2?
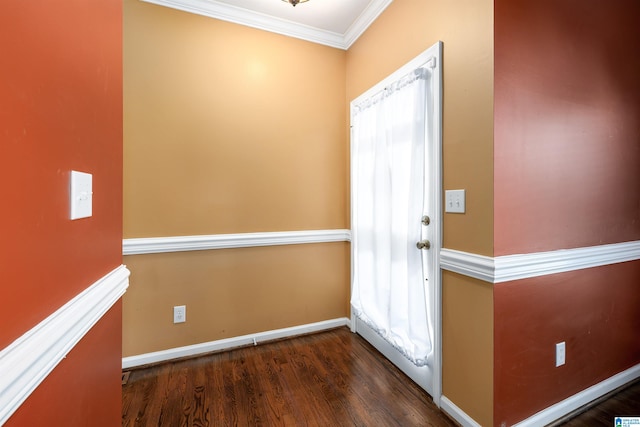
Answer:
440;396;482;427
122;317;351;369
438;363;640;427
513;363;640;427
0;265;130;426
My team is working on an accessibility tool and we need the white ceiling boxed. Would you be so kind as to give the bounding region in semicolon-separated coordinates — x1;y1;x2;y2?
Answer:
140;0;393;49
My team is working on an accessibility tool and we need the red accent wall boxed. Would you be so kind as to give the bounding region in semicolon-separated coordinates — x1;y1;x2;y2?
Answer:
7;303;123;426
494;263;640;425
0;0;123;424
494;0;640;256
494;1;640;425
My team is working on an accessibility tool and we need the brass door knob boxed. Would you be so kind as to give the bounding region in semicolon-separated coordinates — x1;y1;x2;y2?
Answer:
416;240;431;250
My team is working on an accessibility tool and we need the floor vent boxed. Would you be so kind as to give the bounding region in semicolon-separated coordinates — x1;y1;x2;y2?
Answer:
122;371;131;385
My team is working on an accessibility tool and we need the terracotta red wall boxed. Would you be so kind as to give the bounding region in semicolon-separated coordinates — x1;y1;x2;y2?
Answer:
494;263;640;425
494;1;640;425
7;303;123;426
494;0;640;256
0;0;123;424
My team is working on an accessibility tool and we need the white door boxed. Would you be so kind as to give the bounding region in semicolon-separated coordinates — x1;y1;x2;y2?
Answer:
350;42;442;403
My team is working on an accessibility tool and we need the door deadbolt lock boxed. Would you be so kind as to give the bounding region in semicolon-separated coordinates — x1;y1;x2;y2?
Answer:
416;240;431;250
422;215;430;226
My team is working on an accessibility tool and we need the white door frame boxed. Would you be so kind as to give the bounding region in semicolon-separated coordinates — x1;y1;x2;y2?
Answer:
349;41;443;406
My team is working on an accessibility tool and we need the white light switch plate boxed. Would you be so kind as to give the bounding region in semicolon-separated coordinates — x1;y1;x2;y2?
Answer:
445;189;466;213
70;171;93;220
556;342;566;367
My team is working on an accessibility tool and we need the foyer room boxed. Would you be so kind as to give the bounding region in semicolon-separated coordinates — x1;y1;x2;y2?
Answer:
2;1;639;426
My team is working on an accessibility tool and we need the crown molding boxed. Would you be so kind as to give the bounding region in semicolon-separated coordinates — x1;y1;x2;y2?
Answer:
343;0;393;48
139;0;393;50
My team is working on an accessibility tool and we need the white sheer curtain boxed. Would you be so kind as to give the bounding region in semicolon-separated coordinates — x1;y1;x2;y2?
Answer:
351;67;431;366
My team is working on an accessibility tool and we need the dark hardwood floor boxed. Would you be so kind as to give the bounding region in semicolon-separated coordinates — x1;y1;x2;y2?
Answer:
555;379;640;427
123;327;640;426
122;327;456;426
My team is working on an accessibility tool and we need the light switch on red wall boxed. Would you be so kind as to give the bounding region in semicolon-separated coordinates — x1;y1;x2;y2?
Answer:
70;171;93;220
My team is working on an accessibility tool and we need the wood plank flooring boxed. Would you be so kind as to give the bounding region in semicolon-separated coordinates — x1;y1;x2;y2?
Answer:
555;379;640;427
123;326;640;426
122;327;456;426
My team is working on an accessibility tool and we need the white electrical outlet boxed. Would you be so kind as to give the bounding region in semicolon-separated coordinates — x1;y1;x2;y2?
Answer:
556;342;566;367
173;305;186;324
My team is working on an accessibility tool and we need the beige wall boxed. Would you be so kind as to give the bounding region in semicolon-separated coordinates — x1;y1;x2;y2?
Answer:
123;0;349;355
124;0;347;237
123;243;350;356
442;272;494;427
345;1;494;425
